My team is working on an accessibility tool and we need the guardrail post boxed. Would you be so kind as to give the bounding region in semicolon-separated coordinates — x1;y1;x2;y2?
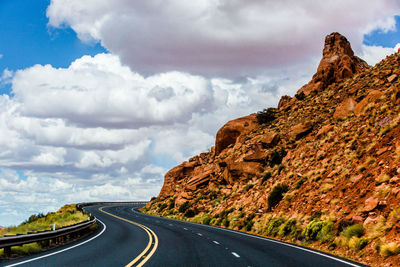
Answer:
4;246;11;257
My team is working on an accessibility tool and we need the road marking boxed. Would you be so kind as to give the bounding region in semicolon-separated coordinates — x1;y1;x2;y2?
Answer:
183;228;188;230
132;209;362;267
99;206;158;267
5;219;107;267
168;224;173;226
197;233;202;236
231;252;240;258
213;241;220;245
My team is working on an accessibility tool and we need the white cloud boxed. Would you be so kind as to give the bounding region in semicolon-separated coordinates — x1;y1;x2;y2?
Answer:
2;1;400;226
361;43;400;66
47;0;400;76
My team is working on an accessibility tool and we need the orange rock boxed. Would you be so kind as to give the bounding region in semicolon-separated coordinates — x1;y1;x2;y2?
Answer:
316;124;333;138
333;98;356;120
289;123;313;140
387;74;397;83
215;114;258;155
298;32;369;95
354;90;383;115
260;132;280;148
363;197;379;212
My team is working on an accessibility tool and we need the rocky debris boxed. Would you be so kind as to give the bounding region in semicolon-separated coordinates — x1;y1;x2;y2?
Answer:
289;123;313;140
333;98;356;120
299;32;369;95
215;114;258;155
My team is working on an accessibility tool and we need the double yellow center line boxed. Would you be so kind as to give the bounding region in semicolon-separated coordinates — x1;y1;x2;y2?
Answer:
99;206;158;267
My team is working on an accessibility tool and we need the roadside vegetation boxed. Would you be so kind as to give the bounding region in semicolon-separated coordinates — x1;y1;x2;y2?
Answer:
0;204;91;258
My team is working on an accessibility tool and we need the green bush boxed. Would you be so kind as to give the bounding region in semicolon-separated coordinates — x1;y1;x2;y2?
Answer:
256;108;276;124
317;222;335;243
158;203;168;212
278;218;299;237
302;220;325;241
268;184;289;209
295;91;306;100
266;217;285;236
342;224;364;239
208;191;217;200
268;148;287;167
202;216;211;225
178;201;190;213
184;209;195;218
168;199;175;210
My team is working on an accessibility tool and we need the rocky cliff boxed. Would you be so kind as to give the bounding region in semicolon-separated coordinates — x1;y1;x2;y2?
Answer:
144;33;400;266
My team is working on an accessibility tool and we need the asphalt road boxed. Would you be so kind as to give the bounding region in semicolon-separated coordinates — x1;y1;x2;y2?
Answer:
1;204;366;267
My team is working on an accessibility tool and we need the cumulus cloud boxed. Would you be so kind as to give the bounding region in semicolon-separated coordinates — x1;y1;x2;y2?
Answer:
361;43;400;66
47;0;400;76
2;1;400;225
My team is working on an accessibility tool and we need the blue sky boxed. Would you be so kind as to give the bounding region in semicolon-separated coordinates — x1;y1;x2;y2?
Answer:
1;0;400;226
0;0;106;95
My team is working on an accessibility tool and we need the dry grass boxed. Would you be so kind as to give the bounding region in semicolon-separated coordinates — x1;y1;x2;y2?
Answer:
380;242;400;257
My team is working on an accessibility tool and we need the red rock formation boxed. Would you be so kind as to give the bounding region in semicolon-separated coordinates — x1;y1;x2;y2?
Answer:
215;114;258;155
299;32;369;95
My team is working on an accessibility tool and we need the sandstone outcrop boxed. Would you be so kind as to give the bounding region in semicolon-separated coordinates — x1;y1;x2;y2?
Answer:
299;32;369;95
146;33;400;267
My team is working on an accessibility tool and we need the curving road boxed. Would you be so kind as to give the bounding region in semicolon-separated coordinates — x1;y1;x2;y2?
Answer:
1;204;366;267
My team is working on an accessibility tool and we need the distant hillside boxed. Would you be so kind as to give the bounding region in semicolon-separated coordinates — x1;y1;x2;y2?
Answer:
144;32;400;266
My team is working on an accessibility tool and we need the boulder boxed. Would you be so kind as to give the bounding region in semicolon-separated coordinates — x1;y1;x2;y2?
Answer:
363;197;379;212
354;90;383;115
260;132;280;148
289;123;313;140
215;114;258;155
243;151;269;163
333;98;356;120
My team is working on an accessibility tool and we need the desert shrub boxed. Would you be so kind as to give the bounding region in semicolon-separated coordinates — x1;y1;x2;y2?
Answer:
261;171;272;184
158;203;168;212
256;108;276;125
268;184;289;209
295;91;306;100
168;199;175;210
208;191;217;200
266;217;285;236
379;242;400;257
302;220;325;241
342;224;364;239
150;196;158;202
202;216;212;225
217;208;234;219
317;221;335;243
178;201;190;213
349;237;369;251
184;209;196;218
222;218;230;228
268;148;287;167
278;218;299;237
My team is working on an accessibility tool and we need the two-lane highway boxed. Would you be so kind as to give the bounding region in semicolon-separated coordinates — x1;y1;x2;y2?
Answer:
2;204;366;267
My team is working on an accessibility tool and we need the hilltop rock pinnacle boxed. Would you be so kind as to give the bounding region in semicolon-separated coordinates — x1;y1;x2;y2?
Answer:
299;32;369;95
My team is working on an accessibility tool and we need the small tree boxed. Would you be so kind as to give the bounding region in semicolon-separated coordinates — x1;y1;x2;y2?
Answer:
256;108;276;124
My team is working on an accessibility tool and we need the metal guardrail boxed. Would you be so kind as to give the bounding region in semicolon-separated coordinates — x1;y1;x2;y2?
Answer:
0;201;147;257
0;218;96;249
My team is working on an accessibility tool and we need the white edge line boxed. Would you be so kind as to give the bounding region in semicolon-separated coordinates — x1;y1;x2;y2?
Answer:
5;219;107;267
131;208;362;267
